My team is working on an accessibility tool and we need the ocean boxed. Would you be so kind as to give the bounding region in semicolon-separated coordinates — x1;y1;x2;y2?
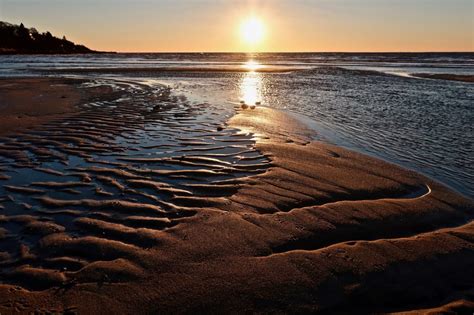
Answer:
1;52;473;198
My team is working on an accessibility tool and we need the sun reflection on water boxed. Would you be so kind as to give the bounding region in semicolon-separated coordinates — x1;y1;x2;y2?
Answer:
240;60;264;105
240;72;264;105
242;60;264;71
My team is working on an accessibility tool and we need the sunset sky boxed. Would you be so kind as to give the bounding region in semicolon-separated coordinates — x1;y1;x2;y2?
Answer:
1;0;473;52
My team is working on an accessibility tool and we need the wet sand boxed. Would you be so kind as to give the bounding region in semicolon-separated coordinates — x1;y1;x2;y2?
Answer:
0;78;473;313
37;66;297;74
413;73;474;83
0;78;120;136
0;78;84;135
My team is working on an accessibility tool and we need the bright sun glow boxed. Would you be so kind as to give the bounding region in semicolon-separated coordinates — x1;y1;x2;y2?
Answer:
240;17;265;45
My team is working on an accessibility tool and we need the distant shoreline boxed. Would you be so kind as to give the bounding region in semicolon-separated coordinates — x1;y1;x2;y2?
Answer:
0;49;113;55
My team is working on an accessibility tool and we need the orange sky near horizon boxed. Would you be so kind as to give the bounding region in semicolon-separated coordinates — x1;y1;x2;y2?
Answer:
1;0;473;52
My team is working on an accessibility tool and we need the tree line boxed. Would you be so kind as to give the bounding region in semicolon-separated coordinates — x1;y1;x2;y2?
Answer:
0;21;96;54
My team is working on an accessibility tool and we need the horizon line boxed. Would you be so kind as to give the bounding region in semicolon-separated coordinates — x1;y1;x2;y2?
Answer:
107;51;474;54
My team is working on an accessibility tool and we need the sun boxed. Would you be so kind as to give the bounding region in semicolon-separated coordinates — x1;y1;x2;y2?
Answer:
240;17;265;45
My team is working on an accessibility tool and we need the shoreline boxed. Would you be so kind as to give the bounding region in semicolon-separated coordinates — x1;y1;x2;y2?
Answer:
33;66;299;74
412;73;474;83
0;77;472;313
286;108;473;200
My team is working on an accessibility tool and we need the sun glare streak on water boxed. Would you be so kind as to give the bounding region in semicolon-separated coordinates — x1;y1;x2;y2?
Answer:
242;60;264;71
240;71;264;105
240;60;266;105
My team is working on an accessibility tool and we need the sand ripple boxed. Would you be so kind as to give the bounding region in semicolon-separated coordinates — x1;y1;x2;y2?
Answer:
0;79;270;290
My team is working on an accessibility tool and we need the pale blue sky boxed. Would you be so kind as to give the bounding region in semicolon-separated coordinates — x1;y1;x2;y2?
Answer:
1;0;473;52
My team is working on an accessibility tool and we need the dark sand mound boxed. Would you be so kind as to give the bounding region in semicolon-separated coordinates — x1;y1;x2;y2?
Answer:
0;78;472;314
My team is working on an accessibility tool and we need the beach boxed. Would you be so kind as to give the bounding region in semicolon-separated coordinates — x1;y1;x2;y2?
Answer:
0;78;83;135
0;76;473;313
